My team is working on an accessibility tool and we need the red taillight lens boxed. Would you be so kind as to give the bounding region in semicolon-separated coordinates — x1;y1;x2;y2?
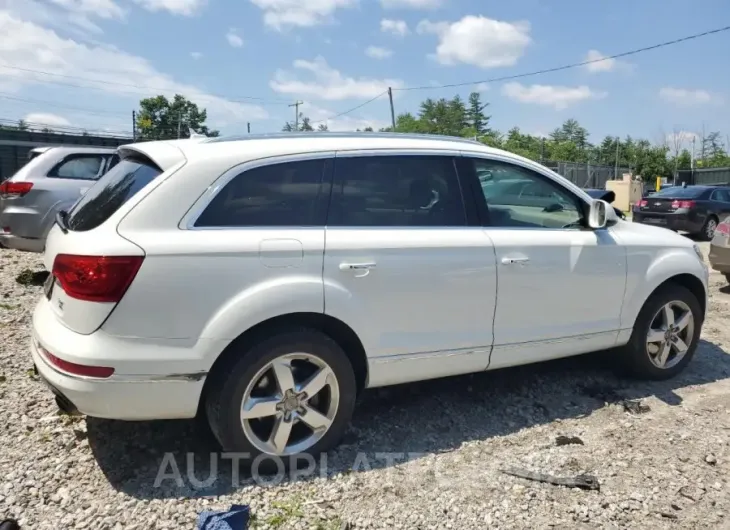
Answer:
636;200;647;208
672;200;695;209
717;222;730;235
0;180;33;197
52;254;144;303
37;342;114;378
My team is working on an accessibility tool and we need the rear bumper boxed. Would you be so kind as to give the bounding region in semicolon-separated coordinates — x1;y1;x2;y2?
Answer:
31;297;209;420
632;212;704;233
0;233;44;253
709;244;730;273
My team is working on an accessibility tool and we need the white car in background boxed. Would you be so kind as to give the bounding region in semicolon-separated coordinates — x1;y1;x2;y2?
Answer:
31;133;708;464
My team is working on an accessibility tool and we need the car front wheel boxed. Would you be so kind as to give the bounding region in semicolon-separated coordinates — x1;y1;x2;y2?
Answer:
206;329;357;469
620;283;702;380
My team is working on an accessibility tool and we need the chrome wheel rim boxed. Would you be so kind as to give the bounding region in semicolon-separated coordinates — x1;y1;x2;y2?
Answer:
706;219;717;239
646;300;695;369
240;353;340;456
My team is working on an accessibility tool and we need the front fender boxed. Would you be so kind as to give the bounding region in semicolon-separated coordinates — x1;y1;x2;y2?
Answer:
621;248;708;329
199;275;324;345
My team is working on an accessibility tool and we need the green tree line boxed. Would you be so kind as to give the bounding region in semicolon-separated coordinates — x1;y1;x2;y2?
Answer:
287;91;730;182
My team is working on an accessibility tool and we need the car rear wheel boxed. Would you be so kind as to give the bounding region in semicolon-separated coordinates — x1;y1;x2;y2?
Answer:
701;216;718;241
725;273;730;284
205;328;357;470
619;283;702;380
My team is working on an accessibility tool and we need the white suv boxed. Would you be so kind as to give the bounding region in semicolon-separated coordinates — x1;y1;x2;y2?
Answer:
31;133;709;462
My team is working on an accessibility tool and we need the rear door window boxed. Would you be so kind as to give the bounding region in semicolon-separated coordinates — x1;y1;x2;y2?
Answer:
66;156;162;232
48;154;106;180
329;155;466;227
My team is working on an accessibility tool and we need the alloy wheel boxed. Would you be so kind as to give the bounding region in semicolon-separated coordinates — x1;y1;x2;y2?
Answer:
706;218;717;240
239;353;340;456
646;300;695;369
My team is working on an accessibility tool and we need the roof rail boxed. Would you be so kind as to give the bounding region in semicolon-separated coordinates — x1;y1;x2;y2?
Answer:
205;131;485;146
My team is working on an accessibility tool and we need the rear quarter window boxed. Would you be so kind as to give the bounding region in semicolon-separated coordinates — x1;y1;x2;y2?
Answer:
48;154;106;180
66;156;162;232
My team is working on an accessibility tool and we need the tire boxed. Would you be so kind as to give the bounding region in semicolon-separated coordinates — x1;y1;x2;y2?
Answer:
206;328;357;471
619;283;703;380
700;215;719;241
725;273;730;285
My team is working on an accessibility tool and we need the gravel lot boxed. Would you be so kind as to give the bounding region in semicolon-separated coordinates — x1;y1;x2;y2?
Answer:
1;243;730;529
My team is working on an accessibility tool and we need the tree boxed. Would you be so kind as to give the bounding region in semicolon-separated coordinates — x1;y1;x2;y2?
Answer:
136;94;219;140
16;119;28;131
317;123;329;132
282;113;314;132
467;92;490;135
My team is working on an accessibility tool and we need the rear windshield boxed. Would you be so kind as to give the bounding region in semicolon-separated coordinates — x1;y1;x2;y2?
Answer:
651;186;705;198
66;156;161;232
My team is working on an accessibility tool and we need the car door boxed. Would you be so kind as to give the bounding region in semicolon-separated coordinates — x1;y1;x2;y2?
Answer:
459;155;627;370
323;151;498;387
710;188;730;222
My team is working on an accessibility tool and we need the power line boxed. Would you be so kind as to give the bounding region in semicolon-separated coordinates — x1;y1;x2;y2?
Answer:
395;24;730;91
0;118;132;137
311;91;389;125
0;93;130;118
0;64;293;105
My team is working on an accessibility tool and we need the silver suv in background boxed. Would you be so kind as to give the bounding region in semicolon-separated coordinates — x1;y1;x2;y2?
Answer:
0;146;119;252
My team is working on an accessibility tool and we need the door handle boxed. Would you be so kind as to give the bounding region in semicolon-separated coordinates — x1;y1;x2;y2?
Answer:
339;262;376;271
501;256;529;265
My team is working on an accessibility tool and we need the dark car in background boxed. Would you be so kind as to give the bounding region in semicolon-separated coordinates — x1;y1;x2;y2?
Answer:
633;185;730;240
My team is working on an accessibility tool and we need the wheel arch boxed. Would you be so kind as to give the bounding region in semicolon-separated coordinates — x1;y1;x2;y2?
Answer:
198;312;369;414
651;273;707;317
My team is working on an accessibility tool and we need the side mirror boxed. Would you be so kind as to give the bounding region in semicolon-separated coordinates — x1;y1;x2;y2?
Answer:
588;199;610;229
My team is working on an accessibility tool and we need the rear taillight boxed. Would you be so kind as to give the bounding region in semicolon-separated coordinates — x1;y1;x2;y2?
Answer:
52;254;144;303
671;200;695;209
717;222;730;235
0;180;33;197
636;200;647;208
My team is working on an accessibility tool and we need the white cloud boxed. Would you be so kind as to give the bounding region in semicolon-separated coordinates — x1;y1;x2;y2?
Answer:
270;56;403;100
380;18;409;36
502;82;606;110
0;12;268;128
249;0;358;30
302;102;387;132
1;0;125;35
131;0;206;15
417;15;531;69
226;28;243;47
475;82;489;92
365;45;392;59
659;87;720;106
190;51;203;59
380;0;442;8
24;112;71;127
583;49;617;73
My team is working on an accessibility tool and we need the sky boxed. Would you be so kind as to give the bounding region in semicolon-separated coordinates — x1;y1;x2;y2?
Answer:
0;0;728;151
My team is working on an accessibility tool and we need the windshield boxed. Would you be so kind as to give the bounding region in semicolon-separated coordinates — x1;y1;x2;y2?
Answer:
66;156;162;232
651;186;705;198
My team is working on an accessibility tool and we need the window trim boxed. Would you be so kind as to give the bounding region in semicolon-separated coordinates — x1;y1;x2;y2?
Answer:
459;153;595;230
46;153;108;181
329;148;476;228
181;151;335;230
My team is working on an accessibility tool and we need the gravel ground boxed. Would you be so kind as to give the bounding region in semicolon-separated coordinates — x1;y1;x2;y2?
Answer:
1;243;730;529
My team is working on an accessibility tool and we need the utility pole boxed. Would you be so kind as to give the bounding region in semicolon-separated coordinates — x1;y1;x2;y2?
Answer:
540;137;545;164
289;101;303;131
614;136;620;179
132;110;136;141
247;122;251;134
388;87;396;131
177;112;182;139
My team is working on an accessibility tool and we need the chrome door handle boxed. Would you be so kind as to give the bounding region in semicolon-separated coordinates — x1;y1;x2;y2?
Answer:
501;256;530;265
339;262;376;271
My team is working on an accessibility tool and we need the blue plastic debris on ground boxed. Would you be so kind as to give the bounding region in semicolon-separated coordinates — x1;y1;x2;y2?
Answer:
196;504;250;530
